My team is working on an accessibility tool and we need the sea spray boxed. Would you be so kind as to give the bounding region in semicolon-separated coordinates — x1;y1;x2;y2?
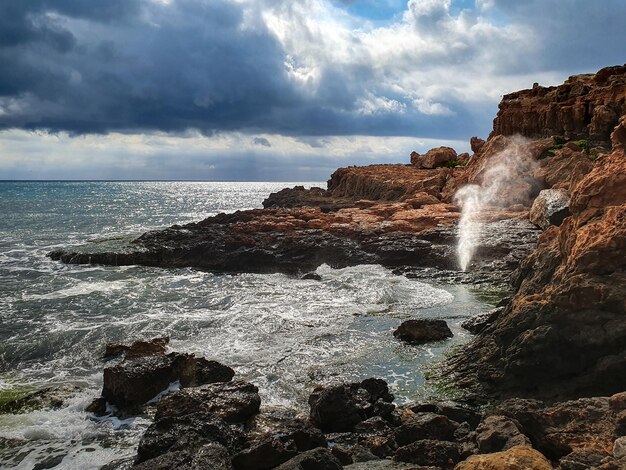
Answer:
454;136;539;271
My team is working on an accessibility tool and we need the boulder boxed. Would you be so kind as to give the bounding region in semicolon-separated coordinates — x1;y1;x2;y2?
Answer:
309;378;395;432
394;439;461;469
273;448;343;470
412;147;458;169
614;437;626;458
232;420;326;470
101;353;235;413
461;308;504;335
454;445;552;470
466;415;531;454
155;380;261;423
403;401;481;429
393;319;453;344
133;442;234;470
394;412;458;446
136;411;246;464
529;189;570;230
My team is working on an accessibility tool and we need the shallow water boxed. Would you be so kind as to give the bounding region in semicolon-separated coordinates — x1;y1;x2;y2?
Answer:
0;181;494;469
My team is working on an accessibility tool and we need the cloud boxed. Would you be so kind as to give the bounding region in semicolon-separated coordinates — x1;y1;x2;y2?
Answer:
0;0;624;181
253;137;272;147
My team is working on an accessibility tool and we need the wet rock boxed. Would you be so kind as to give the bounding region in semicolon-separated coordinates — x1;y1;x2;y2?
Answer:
273;448;342;470
0;385;80;414
393;319;453;344
529;189;570;230
466;415;530;454
455;445;552;470
33;453;67;470
136;411;246;464
101;353;235;413
104;337;169;359
394;439;461;469
155;380;261;423
301;272;322;281
403;402;481;429
133;442;233;470
394;413;458;446
460;308;504;335
309;378;395;432
232;420;326;470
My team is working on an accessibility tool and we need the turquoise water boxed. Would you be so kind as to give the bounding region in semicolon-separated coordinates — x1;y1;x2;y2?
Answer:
0;181;493;469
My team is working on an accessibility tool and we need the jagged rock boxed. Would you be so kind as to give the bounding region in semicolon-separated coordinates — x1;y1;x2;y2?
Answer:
461;308;504;335
411;147;458;169
155;380;261;423
136;412;246;464
493;396;621;460
354;416;397;457
557;448;612;470
232;420;326;470
394;439;461;468
133;442;234;470
470;137;485;154
466;415;530;454
273;448;342;470
492;64;626;146
401;402;481;429
101;352;235;413
104;337;169;359
454;445;552;470
394;412;458;446
308;378;394;432
529;189;570;230
393;319;453;344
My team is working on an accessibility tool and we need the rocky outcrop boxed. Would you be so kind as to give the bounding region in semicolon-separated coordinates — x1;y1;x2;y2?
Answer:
449;116;626;400
393;319;453;344
411;146;458;169
492;64;626;146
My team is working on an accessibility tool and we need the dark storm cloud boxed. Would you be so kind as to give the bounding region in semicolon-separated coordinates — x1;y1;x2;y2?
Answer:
0;0;492;139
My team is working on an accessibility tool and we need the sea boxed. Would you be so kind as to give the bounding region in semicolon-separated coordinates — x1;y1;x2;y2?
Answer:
0;181;496;469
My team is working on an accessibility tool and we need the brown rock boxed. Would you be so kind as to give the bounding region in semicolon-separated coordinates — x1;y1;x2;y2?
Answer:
393;319;453;344
492;64;626;146
394;439;461;469
104;337;169;359
468;415;531;454
470;137;485;154
394;412;458;446
454;445;552;470
412;147;458;169
155;380;261;423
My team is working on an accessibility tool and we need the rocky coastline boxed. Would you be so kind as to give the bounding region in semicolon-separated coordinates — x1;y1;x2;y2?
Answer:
15;63;623;468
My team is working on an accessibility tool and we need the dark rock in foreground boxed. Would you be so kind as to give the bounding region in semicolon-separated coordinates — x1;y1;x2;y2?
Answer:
309;378;395;432
393;319;453;344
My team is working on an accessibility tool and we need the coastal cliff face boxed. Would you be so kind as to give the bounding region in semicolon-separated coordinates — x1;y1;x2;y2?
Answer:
450;88;626;401
492;64;626;146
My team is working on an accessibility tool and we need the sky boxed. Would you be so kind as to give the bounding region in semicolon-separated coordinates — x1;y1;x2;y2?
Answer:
0;0;624;181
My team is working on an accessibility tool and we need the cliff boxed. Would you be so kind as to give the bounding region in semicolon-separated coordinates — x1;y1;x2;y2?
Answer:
492;64;626;147
449;87;626;401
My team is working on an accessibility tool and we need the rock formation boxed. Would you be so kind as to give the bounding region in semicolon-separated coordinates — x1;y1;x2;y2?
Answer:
492;64;626;146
